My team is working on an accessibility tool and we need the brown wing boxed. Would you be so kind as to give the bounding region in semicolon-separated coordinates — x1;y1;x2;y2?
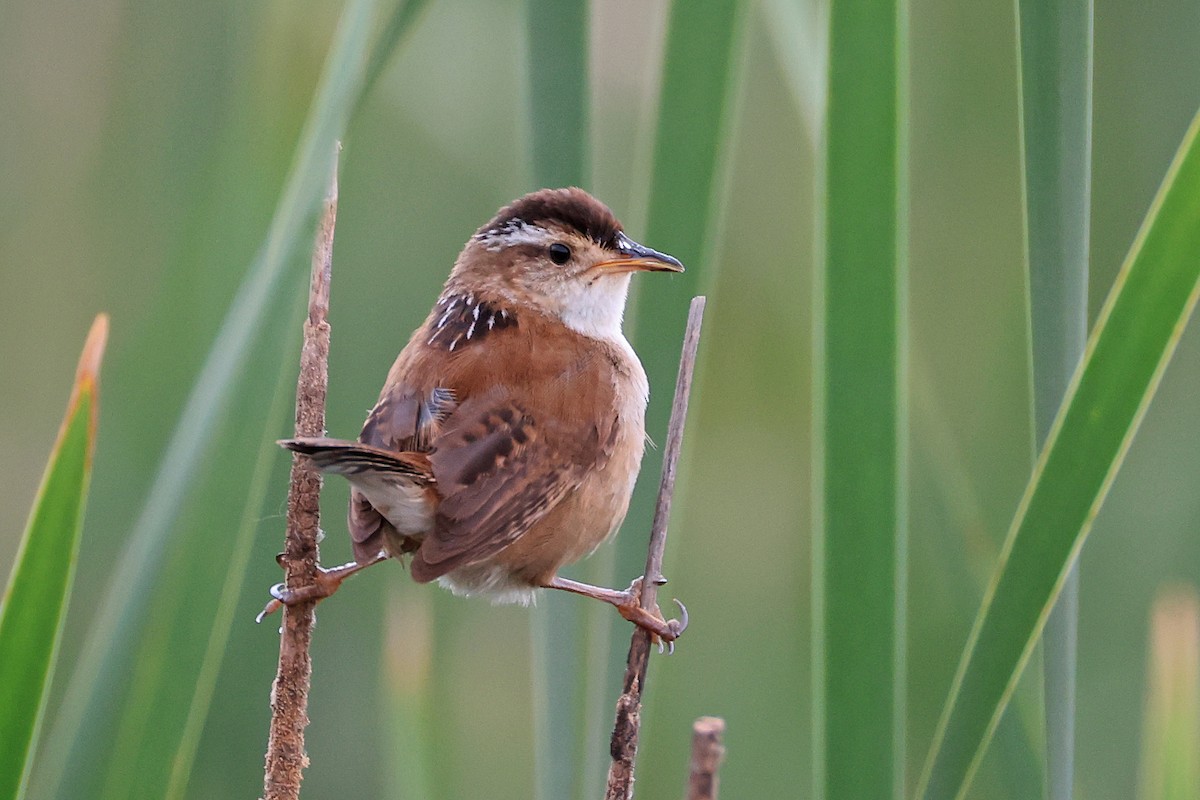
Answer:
279;437;431;478
280;436;435;562
359;386;457;452
409;388;603;583
346;386;457;554
347;490;388;561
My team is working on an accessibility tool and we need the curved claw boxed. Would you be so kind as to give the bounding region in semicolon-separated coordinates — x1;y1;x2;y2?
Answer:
255;582;296;623
262;578;332;608
256;596;283;624
670;598;689;634
256;580;327;624
255;558;384;625
661;598;689;655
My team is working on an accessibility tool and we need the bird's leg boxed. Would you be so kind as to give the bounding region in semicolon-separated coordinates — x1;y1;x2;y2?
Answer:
545;575;688;651
256;552;388;623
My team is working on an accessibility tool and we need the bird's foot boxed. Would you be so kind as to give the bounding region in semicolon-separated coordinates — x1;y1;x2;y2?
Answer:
255;555;384;623
543;574;689;653
615;576;689;654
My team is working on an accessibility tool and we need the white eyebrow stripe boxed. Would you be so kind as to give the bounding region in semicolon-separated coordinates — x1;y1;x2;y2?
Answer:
476;223;554;251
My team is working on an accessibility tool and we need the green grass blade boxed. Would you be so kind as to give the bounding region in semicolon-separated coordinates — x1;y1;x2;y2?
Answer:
1040;571;1077;799
1019;0;1091;441
759;0;826;144
162;321;299;800
524;2;590;797
621;0;741;583
34;0;379;792
1015;2;1093;798
527;0;587;191
815;2;905;798
528;498;589;800
0;315;107;800
1138;587;1200;800
359;0;434;106
609;5;743;796
381;587;435;800
911;360;1047;799
917;105;1200;800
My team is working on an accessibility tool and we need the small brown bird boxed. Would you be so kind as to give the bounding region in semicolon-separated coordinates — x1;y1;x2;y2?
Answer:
274;187;687;643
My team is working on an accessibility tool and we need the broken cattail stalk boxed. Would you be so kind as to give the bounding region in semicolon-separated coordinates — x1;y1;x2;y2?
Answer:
686;716;726;800
261;149;339;800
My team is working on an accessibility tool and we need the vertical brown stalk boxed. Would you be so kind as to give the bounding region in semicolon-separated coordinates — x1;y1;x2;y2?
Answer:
262;151;339;800
605;296;706;800
686;717;726;800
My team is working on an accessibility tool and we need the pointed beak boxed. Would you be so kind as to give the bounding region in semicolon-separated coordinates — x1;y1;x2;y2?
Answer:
591;232;685;274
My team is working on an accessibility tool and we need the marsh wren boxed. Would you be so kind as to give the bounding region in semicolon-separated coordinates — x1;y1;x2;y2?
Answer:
274;187;687;644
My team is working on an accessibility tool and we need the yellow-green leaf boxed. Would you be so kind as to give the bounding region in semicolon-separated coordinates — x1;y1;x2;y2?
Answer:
919;106;1200;800
0;314;107;800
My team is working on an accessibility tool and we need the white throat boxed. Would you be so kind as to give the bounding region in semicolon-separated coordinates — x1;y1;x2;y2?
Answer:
554;273;632;340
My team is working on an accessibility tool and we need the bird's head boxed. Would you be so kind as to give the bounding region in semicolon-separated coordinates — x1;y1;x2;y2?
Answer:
448;188;683;339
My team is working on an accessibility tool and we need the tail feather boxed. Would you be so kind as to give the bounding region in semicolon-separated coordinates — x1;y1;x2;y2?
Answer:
279;437;431;481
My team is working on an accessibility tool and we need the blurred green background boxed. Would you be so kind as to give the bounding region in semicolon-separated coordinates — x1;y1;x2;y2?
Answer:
2;0;1199;798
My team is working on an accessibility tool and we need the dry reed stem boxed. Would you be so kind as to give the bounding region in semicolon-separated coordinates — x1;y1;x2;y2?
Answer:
605;296;707;800
686;717;726;800
261;151;339;800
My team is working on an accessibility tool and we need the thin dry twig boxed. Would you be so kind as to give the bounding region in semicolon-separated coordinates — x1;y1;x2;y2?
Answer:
605;296;707;800
686;717;726;800
261;150;339;800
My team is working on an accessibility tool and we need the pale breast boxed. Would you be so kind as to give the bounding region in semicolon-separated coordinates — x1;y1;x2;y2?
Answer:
399;308;652;603
592;332;649;527
483;332;649;586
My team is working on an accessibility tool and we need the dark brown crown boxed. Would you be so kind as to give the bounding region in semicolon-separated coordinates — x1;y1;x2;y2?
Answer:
476;187;623;249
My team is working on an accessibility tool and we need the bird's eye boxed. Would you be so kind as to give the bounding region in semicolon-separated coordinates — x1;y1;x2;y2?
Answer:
548;243;571;265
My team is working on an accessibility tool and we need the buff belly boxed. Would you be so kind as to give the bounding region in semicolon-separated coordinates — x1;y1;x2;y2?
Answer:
438;424;643;606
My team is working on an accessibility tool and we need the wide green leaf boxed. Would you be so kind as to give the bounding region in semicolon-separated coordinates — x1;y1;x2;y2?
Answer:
621;0;742;601
814;1;906;798
359;0;435;105
161;325;301;800
34;0;383;794
524;2;591;798
611;4;743;796
1015;1;1093;798
526;0;587;192
0;315;107;800
918;106;1200;800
